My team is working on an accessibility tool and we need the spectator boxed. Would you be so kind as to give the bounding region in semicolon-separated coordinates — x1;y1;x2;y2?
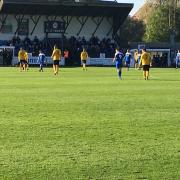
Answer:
4;35;117;62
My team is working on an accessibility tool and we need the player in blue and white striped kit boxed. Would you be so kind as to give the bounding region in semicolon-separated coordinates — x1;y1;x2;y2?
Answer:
113;48;124;79
124;49;132;71
38;50;46;72
175;50;180;69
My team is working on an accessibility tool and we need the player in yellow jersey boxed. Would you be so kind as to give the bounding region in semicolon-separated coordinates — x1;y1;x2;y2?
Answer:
18;47;27;72
25;51;29;71
134;50;139;69
80;48;88;70
139;48;152;80
51;45;61;75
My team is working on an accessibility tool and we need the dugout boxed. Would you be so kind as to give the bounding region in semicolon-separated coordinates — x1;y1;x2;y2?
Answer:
0;0;133;66
0;46;14;66
131;49;171;67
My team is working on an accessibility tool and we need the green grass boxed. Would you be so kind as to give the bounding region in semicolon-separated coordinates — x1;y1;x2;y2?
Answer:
0;67;180;180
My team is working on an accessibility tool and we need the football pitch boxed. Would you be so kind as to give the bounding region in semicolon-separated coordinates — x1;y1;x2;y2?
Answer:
0;67;180;179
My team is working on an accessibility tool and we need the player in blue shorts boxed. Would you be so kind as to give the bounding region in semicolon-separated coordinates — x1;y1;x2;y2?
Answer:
113;48;124;79
124;49;132;71
38;50;46;72
175;50;180;69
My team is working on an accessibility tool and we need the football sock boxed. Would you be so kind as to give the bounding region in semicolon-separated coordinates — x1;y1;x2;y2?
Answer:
118;70;121;78
146;71;149;79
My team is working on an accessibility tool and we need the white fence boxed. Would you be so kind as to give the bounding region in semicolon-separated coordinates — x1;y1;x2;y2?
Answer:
86;58;114;66
12;56;137;67
12;56;117;66
12;56;65;66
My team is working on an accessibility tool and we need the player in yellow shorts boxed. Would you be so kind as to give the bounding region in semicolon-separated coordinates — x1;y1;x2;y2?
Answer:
139;48;152;80
25;51;29;71
80;48;88;70
51;45;61;75
134;50;139;69
18;47;28;72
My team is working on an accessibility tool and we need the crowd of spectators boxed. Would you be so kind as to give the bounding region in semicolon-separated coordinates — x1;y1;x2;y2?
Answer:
152;53;168;67
0;36;171;67
5;35;117;59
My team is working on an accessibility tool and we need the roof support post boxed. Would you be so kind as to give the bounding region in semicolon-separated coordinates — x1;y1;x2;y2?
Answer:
46;15;58;22
0;14;8;32
76;16;88;36
14;14;25;35
112;15;124;44
91;17;103;36
106;17;113;37
61;16;73;34
30;15;41;35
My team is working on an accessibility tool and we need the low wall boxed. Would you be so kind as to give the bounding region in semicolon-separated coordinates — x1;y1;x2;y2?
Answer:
12;57;135;67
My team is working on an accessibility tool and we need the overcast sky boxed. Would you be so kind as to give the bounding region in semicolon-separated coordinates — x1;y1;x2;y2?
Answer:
116;0;146;15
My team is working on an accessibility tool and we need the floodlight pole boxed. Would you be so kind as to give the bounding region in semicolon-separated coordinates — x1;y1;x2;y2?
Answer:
168;0;178;49
61;32;64;53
